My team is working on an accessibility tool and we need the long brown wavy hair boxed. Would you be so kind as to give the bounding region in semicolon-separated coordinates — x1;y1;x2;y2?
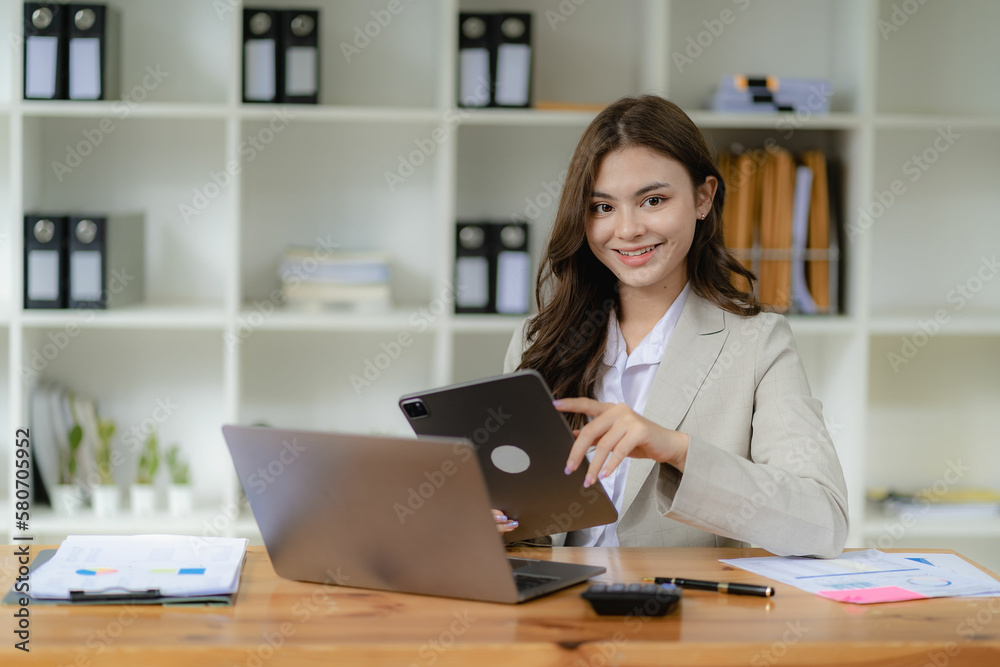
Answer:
517;95;760;428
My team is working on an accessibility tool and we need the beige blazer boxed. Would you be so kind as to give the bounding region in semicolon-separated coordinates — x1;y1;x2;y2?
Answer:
504;292;849;558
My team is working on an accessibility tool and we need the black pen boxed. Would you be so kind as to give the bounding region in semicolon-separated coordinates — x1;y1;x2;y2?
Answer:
642;577;774;597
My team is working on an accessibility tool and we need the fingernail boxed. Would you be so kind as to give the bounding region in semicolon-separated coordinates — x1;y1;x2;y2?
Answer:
552;400;563;407
583;477;593;488
599;469;609;479
507;521;518;528
564;465;572;475
495;514;507;522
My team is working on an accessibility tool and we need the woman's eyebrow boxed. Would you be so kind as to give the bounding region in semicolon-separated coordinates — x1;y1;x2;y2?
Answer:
590;182;672;200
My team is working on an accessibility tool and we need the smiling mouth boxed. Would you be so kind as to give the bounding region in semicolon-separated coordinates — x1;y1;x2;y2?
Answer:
615;244;660;257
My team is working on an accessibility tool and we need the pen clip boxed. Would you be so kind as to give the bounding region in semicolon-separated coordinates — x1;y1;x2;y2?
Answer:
69;588;162;602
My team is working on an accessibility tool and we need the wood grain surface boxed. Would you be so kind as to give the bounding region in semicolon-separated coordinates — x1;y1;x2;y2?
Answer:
2;545;999;666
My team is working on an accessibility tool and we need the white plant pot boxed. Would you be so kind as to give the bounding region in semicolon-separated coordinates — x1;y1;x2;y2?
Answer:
92;485;121;518
53;484;84;516
168;484;193;518
130;484;157;517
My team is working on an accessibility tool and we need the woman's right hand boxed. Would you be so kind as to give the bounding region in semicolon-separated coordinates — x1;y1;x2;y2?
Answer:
492;509;518;534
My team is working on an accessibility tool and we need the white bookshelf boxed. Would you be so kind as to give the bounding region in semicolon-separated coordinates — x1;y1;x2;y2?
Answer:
1;0;998;572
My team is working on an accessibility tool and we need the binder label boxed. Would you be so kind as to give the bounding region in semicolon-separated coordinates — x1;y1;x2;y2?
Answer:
69;38;102;100
70;251;103;301
459;49;490;106
496;251;529;314
27;251;60;301
495;43;530;106
25;36;59;99
285;46;317;96
456;256;489;308
244;39;277;101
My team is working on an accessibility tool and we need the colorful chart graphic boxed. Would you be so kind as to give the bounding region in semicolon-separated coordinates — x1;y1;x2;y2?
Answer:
149;568;206;575
76;568;118;576
907;576;952;587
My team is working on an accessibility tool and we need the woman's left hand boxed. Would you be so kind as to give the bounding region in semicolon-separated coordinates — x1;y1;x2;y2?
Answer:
554;397;690;487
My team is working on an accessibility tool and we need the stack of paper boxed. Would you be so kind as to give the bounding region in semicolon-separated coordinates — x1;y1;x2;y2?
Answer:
721;549;1000;604
27;535;248;601
868;487;1000;519
278;247;392;312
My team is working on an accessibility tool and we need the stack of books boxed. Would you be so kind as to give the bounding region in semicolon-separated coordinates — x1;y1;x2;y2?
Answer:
868;487;1000;519
709;75;832;114
278;247;392;312
717;148;838;313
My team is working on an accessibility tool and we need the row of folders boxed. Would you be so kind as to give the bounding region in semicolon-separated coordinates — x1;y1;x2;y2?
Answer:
719;149;840;314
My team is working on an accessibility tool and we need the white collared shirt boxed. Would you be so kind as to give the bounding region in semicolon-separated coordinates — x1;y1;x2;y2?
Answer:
572;282;692;547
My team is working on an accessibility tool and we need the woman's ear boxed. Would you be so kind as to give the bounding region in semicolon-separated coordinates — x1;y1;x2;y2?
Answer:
697;175;719;217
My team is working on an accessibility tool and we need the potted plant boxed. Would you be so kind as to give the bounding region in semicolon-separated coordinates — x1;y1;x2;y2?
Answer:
92;417;120;518
54;418;84;516
165;444;192;517
130;430;159;517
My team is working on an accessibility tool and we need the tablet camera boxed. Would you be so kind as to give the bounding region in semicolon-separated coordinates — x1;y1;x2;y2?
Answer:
402;400;429;419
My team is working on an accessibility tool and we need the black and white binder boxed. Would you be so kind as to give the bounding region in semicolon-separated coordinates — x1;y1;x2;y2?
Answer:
242;8;281;103
454;223;494;314
280;9;319;104
494;222;530;314
67;214;145;309
23;2;67;100
66;4;119;100
491;13;531;108
457;13;491;107
24;215;69;309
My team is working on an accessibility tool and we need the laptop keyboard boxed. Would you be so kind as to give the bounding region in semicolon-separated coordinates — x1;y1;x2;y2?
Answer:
514;573;558;591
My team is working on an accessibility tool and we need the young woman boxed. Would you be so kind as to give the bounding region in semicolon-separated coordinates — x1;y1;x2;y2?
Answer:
494;95;848;558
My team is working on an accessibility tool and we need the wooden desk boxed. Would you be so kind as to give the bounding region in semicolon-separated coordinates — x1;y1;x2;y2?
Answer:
2;545;999;666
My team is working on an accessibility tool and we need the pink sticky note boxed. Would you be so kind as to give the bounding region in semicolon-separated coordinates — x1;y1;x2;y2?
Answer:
818;586;929;604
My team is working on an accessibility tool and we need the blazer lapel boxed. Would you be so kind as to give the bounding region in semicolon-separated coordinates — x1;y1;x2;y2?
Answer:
621;294;730;517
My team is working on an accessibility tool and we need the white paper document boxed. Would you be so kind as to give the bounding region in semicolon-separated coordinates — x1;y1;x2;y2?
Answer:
29;534;248;599
720;549;1000;604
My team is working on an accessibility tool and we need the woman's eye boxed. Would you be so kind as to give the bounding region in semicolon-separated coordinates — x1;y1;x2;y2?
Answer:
645;196;664;207
593;203;613;214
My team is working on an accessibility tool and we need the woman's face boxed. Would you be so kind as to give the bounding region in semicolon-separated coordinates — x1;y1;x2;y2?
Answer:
586;145;716;301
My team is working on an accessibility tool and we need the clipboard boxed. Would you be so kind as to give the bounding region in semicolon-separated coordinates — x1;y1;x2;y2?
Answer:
2;549;245;606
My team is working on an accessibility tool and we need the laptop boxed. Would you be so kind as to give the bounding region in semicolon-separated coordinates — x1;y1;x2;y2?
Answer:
399;370;619;543
221;424;606;604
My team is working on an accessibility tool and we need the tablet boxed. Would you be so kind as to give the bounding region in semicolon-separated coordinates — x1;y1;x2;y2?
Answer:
399;369;618;543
